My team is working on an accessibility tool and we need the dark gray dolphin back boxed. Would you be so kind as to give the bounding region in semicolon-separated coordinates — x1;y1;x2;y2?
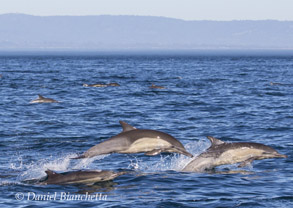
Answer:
205;136;287;160
43;169;125;184
119;121;185;148
206;136;283;154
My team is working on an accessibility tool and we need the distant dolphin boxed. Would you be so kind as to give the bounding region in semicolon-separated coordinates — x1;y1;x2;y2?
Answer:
40;169;125;185
270;82;282;86
73;121;193;159
83;83;120;87
30;94;59;103
149;84;165;89
83;83;108;87
270;82;293;86
182;136;287;172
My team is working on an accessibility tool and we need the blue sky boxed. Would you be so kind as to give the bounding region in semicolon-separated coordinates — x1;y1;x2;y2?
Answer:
0;0;292;20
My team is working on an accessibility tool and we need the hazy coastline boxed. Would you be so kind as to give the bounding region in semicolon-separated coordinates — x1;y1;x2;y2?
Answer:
1;14;293;51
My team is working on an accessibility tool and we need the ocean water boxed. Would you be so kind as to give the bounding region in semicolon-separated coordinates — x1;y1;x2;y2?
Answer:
0;53;292;207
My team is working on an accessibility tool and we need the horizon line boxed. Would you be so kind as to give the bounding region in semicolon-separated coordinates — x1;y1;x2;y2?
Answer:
1;49;293;56
1;13;292;22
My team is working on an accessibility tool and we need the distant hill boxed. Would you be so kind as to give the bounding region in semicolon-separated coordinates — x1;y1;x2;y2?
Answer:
0;13;293;50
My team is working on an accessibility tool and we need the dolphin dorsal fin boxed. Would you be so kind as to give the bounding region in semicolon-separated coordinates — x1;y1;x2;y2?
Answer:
119;121;136;132
45;169;60;178
38;94;45;99
207;136;225;146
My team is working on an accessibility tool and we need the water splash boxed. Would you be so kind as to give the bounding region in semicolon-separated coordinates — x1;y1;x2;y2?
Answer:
71;154;109;170
127;156;141;170
9;140;209;182
9;155;23;170
11;153;109;181
129;140;210;172
0;181;22;186
18;153;76;180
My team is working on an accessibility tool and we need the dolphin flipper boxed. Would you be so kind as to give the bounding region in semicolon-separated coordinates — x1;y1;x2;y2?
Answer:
145;149;162;156
238;157;256;168
145;146;193;157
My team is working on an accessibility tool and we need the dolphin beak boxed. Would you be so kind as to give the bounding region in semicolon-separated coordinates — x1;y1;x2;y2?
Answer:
275;153;287;158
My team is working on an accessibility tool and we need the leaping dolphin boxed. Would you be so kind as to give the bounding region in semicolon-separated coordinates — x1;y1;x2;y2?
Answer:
30;94;59;103
182;136;287;172
74;121;193;159
40;169;125;185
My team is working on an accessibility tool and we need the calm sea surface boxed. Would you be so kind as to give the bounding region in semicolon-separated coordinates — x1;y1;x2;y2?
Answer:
0;53;292;207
